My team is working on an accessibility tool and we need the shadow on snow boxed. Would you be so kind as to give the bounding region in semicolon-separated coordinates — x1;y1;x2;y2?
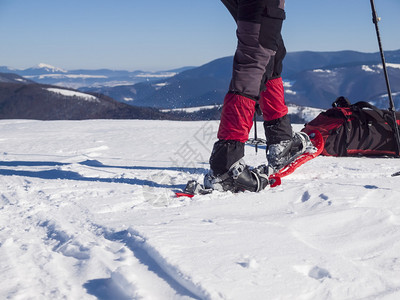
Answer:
0;159;207;189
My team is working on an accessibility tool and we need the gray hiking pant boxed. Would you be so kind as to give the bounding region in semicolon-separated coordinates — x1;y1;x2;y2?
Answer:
221;0;286;100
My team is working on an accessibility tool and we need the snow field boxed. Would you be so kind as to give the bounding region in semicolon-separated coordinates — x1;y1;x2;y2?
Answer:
45;88;99;102
1;120;400;299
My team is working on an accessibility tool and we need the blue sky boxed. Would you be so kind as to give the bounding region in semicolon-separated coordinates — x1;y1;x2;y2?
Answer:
0;0;399;71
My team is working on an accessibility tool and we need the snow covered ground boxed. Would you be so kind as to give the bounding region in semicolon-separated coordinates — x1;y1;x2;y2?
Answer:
45;88;100;102
1;119;400;300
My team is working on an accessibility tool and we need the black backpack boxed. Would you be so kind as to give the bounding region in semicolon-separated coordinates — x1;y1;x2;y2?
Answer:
302;97;400;156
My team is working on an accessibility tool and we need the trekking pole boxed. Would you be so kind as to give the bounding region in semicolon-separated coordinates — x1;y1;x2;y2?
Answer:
369;0;400;157
254;113;259;154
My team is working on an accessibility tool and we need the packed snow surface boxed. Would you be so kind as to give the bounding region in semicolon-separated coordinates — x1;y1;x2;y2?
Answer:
1;119;400;300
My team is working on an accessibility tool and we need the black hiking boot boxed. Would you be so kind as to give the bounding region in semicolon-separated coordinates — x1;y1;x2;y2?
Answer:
267;132;315;172
204;160;270;193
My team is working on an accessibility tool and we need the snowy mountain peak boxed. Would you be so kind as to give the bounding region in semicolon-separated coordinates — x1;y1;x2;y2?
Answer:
35;63;67;73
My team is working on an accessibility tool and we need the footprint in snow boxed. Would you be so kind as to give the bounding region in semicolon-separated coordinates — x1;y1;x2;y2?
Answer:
237;256;258;269
301;191;311;203
308;266;332;280
294;265;332;281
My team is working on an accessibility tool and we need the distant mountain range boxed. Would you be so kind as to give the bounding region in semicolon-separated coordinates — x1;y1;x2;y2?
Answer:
0;72;320;122
1;49;399;121
0;63;194;89
80;49;400;110
0;73;172;120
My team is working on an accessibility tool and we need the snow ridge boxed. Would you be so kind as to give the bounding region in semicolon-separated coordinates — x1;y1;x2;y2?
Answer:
104;228;208;299
45;87;99;102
